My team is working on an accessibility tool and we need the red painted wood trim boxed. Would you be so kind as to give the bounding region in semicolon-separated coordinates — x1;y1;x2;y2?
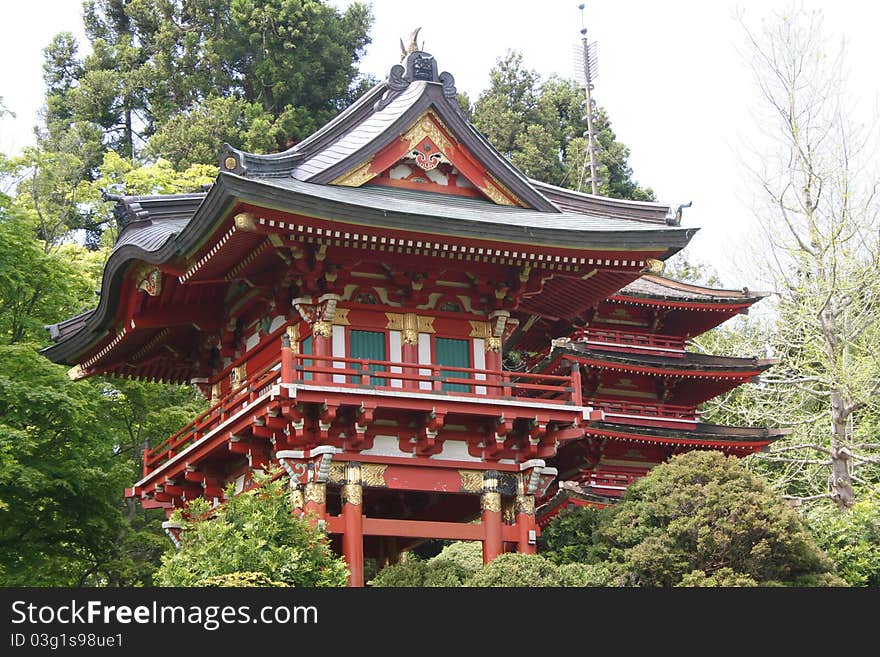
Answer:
325;516;519;542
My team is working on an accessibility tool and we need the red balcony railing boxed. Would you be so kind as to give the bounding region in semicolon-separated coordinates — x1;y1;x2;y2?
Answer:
574;327;686;356
591;399;697;429
142;349;586;476
286;352;577;402
143;358;283;472
581;468;647;496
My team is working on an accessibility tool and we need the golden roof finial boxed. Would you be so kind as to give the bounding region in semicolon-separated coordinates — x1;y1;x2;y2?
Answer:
399;27;423;61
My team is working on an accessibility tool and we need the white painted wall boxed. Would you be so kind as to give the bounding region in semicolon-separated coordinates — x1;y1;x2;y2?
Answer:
332;325;346;383
389;330;403;388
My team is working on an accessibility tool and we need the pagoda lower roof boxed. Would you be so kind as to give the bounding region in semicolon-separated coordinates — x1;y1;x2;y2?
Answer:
43;171;696;363
545;343;777;375
612;274;769;306
585;420;789;447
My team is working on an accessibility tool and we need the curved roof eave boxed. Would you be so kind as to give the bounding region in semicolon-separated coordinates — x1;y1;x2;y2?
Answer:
42;172;697;365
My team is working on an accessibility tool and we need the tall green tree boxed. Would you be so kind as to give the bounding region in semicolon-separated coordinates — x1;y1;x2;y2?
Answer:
472;51;654;200
719;8;880;509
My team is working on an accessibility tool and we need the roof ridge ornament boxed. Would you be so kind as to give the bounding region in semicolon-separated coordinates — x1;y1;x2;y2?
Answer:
376;31;458;112
400;27;424;61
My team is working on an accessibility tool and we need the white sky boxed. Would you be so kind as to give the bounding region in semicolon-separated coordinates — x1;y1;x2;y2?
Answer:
1;1;878;289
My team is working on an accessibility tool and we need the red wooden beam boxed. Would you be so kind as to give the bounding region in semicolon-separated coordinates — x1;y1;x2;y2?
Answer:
325;516;520;542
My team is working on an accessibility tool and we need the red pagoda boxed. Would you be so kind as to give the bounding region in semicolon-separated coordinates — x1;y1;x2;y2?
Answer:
43;47;784;586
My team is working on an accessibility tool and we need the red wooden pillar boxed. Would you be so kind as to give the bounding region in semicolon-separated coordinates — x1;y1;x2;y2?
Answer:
342;462;364;587
516;494;537;555
485;336;502;393
401;328;419;390
482;471;503;564
281;332;294;384
312;319;333;382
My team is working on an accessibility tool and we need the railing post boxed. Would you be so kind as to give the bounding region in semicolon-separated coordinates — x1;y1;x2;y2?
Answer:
360;360;371;386
569;359;583;406
281;332;293;384
433;366;443;392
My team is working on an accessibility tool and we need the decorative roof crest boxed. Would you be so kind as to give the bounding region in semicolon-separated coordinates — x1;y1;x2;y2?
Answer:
400;27;424;61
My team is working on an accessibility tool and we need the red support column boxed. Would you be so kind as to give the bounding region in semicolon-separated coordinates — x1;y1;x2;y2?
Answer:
485;336;502;394
342;462;364;587
481;471;503;564
569;358;583;406
312;320;333;382
516;494;537;555
281;332;294;384
401;329;419;390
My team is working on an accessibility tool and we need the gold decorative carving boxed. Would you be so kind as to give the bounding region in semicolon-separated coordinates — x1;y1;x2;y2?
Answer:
386;312;434;333
67;364;86;381
404;112;453;153
644;258;665;274
361;463;388;488
402;329;418;346
486;337;502;353
331;159;377;187
328;462;346;484
515;494;536;516
312;320;333;337
469;321;491;339
502;498;516;524
224;156;237;170
331;308;350;326
210;382;221;404
481;491;501;513
458;470;483;493
304;482;326;505
134;265;163;297
234;212;256;231
230;364;246;386
482;173;519;207
342;483;363;506
290;488;305;511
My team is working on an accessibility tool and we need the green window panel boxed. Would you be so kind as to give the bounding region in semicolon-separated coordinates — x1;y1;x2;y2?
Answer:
301;335;313;381
349;330;386;386
435;337;470;392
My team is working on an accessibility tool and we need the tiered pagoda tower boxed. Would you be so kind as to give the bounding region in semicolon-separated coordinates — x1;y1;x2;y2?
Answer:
43;47;783;586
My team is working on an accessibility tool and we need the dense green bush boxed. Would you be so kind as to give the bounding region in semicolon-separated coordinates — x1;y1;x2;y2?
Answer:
804;500;880;587
596;451;843;586
465;553;562;587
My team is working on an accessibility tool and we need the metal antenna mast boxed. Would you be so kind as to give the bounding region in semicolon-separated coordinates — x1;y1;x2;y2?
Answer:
576;3;599;194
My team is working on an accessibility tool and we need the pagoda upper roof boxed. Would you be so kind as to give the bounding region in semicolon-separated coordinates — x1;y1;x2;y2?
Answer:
544;342;777;375
586;420;789;444
613;274;769;305
43;171;696;361
42;47;701;368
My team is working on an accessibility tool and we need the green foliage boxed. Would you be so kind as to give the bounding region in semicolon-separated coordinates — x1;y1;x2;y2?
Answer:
556;562;617;587
155;473;347;587
199;571;290;587
473;51;654;200
368;543;478;588
145;96;278;169
804;500;880;587
45;0;373;162
0;345;130;585
0;194;98;343
465;553;562;587
538;505;605;565
432;540;483;574
597;451;842;586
